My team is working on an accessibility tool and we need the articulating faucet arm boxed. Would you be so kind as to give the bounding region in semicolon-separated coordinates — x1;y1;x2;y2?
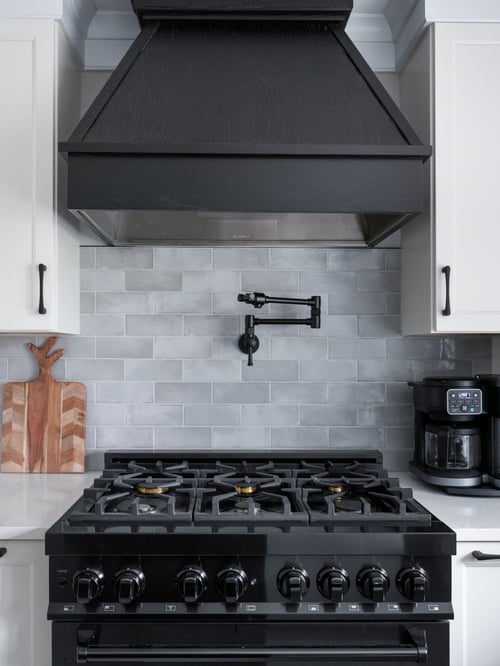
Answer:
237;293;321;366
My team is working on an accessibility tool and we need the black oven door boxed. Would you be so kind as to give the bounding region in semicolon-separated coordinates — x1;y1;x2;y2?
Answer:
54;620;448;665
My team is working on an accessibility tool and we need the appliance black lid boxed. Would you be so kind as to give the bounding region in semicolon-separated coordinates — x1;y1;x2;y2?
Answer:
420;377;479;388
477;374;500;387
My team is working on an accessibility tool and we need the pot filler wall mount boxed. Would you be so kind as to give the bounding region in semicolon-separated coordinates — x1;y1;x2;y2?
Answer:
238;292;321;365
60;0;431;247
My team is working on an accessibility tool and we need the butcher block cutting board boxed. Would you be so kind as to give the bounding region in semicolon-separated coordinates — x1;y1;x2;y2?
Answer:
1;337;85;473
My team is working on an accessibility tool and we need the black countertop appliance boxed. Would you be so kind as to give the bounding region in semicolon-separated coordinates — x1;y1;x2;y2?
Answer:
409;375;500;495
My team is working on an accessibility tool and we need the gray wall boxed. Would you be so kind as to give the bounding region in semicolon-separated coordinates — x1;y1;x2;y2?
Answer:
0;247;491;471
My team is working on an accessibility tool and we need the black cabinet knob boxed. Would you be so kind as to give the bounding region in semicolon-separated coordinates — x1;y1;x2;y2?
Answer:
216;567;248;604
357;567;389;602
317;566;350;602
176;566;208;603
114;568;146;605
396;567;430;602
277;566;310;603
73;569;104;604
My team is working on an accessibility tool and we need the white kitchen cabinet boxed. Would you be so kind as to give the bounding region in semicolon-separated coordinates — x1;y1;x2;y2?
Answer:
0;19;80;333
400;23;500;333
451;541;500;666
0;540;50;666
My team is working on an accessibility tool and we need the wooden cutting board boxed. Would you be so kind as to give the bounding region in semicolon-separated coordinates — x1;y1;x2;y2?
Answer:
1;337;86;473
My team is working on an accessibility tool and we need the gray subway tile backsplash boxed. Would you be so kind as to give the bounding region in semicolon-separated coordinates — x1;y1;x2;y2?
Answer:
154;248;212;270
0;247;492;471
125;405;183;426
96;337;153;359
155;337;212;359
270;248;327;270
184;315;240;337
185;404;241;426
155;382;212;404
214;248;270;270
213;382;270;404
97;292;155;314
97;247;153;268
271;427;329;448
241;270;298;293
81;269;125;292
67;359;124;381
81;314;125;336
125;269;182;292
155;292;212;314
271;337;327;360
86;403;125;426
124;360;182;381
126;315;182;337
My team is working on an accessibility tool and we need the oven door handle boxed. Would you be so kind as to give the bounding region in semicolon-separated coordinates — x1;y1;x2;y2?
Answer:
77;628;428;663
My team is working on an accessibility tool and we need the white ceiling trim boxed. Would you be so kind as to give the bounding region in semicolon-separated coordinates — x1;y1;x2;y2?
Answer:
2;0;499;72
82;1;402;71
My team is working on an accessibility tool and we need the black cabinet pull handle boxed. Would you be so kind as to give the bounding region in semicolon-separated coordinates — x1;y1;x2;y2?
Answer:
441;266;451;316
472;550;500;561
0;547;7;558
38;263;47;314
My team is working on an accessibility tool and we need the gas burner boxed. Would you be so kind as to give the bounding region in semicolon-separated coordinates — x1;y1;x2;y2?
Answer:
112;472;183;494
214;472;283;494
232;499;262;514
308;471;381;492
113;495;169;514
331;494;363;514
194;482;309;528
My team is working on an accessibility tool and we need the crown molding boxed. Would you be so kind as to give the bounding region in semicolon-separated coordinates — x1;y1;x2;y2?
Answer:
1;0;499;72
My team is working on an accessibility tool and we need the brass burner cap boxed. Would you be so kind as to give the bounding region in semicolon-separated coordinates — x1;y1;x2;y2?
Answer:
137;485;169;495
328;485;344;494
235;485;256;495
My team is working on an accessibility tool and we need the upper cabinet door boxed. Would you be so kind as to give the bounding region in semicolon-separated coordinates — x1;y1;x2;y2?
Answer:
0;20;80;334
401;23;500;334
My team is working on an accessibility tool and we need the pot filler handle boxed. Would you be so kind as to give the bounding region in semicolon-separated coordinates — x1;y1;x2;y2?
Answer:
76;628;428;663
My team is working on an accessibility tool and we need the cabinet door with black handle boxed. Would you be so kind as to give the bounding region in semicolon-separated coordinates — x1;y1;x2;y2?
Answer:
451;542;500;666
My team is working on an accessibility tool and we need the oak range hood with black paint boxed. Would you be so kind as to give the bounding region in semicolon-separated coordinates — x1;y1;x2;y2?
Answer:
60;0;431;247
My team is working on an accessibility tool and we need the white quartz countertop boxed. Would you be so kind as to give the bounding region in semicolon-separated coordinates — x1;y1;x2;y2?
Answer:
0;469;499;542
0;472;95;540
397;472;500;542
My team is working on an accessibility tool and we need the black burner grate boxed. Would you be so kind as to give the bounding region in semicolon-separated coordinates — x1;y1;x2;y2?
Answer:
61;454;432;532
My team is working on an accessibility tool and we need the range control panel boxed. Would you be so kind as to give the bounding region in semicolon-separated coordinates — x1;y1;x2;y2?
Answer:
447;388;482;415
48;553;452;621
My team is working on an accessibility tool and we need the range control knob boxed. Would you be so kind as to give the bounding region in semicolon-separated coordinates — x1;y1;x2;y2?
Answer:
73;569;104;605
277;566;310;603
113;568;146;605
175;566;208;603
216;567;248;604
317;566;350;602
357;567;389;602
396;566;430;602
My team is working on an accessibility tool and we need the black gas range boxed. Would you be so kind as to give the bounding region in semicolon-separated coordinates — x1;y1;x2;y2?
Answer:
46;450;455;665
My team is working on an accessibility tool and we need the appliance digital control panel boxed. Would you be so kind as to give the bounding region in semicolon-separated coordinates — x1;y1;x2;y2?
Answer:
447;388;482;415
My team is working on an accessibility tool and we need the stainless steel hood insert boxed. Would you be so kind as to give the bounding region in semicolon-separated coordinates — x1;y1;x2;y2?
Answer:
61;0;431;247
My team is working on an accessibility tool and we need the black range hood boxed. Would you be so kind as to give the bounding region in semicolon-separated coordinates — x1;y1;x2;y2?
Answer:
61;0;431;247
